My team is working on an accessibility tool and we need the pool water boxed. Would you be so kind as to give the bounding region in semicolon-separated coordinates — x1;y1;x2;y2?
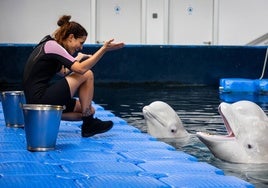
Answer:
94;83;268;188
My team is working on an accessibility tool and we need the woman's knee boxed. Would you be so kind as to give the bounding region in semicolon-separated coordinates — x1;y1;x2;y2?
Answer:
66;70;94;96
83;70;94;81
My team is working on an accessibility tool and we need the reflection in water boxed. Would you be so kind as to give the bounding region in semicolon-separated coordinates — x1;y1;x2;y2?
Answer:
94;84;268;188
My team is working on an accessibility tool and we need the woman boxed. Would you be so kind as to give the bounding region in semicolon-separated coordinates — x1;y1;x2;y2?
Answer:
23;15;124;137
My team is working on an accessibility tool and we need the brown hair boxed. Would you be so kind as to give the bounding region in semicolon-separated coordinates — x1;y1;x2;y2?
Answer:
54;15;88;45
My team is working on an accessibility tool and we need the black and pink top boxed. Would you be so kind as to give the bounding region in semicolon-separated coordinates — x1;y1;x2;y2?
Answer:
23;35;76;102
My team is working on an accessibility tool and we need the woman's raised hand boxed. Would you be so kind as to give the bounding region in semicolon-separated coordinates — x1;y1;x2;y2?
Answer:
103;39;124;52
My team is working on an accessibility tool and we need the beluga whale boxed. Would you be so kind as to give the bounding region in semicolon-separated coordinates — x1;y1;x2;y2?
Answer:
197;100;268;163
142;101;189;139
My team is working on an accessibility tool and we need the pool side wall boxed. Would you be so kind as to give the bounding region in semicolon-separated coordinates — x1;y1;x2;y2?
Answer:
0;44;267;88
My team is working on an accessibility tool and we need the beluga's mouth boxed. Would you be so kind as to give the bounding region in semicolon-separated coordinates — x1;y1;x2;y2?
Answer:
197;102;236;142
218;105;235;138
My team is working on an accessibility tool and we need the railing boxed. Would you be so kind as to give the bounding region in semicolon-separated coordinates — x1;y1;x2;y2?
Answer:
247;32;268;46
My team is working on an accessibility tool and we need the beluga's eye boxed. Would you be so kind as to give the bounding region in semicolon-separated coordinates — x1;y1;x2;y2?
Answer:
247;144;252;149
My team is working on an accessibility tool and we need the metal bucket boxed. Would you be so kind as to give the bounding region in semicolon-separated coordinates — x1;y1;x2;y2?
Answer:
0;91;25;127
22;104;64;152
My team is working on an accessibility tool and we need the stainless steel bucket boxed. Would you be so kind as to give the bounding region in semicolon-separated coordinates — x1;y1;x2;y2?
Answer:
22;104;64;152
0;91;25;127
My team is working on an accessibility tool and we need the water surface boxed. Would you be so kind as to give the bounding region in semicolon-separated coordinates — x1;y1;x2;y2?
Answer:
94;84;268;188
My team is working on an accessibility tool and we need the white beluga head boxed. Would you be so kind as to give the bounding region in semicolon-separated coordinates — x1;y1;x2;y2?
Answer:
142;101;189;138
197;100;268;163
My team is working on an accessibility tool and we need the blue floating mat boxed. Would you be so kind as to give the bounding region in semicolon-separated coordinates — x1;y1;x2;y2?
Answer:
138;161;224;175
49;150;124;163
108;124;141;133
219;78;256;92
77;174;170;188
0;151;50;163
120;149;197;162
94;110;115;117
160;174;254;188
55;140;113;151
219;78;268;93
0;101;254;187
108;140;175;152
0;175;81;188
62;161;143;176
58;123;81;132
0;162;64;175
0;142;26;151
220;92;268;103
0;133;25;142
57;132;82;140
256;79;268;93
0;126;25;134
93;131;157;141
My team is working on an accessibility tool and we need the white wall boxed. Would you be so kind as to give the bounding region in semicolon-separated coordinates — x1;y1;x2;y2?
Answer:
145;0;166;44
0;0;91;43
0;0;267;45
168;0;213;45
218;0;268;45
95;0;142;44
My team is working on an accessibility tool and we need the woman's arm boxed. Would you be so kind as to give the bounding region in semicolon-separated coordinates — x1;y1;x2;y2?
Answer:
75;52;92;62
57;65;71;77
70;39;124;74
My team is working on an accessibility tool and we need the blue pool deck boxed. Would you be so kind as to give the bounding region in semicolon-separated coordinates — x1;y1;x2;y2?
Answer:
0;102;254;188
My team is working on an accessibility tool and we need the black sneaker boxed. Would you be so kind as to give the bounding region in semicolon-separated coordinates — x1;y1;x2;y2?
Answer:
81;116;113;137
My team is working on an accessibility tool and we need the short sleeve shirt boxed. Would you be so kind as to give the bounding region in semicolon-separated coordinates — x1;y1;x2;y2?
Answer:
23;35;76;99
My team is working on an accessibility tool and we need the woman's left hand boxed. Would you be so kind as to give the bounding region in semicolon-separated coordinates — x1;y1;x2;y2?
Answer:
103;39;124;52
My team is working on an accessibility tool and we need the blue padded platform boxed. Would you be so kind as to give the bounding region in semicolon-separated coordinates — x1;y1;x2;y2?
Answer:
219;78;268;93
219;78;268;103
0;102;254;187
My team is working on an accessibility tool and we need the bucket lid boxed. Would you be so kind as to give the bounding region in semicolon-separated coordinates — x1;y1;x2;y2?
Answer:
1;91;24;96
22;104;65;111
